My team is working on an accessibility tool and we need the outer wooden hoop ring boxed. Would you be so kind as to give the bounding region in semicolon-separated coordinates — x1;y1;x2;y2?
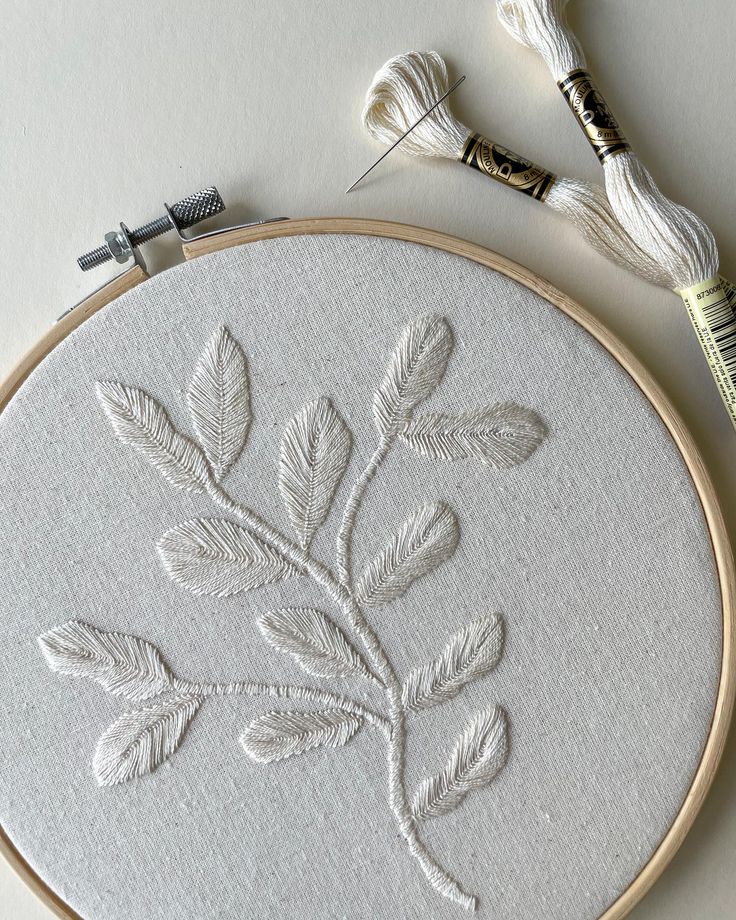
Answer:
1;218;733;920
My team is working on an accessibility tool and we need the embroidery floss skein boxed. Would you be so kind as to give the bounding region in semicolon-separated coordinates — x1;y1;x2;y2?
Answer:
362;51;671;288
495;0;736;429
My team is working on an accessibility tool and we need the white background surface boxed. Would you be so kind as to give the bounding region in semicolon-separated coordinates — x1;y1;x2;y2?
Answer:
0;1;735;917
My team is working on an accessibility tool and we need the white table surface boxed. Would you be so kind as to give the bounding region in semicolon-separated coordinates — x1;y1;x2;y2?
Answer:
1;1;735;917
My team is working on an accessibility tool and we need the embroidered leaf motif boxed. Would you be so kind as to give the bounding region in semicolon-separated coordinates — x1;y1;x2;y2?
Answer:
355;502;459;608
402;405;546;468
93;694;202;786
279;398;352;549
73;313;531;909
258;608;379;684
96;381;211;493
373;315;453;437
240;709;363;763
187;325;251;481
402;614;504;712
157;518;299;597
412;706;508;820
38;620;172;702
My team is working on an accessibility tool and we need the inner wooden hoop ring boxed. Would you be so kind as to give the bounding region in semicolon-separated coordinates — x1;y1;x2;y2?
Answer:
1;217;733;920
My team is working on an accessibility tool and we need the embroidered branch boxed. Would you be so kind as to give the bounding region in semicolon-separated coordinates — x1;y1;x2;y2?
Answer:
41;317;546;912
38;619;391;787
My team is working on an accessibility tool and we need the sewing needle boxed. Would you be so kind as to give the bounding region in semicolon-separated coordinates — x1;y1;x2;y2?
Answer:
345;74;466;193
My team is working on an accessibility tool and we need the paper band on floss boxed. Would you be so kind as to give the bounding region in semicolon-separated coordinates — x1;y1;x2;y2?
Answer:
679;276;736;427
557;70;630;163
459;133;556;201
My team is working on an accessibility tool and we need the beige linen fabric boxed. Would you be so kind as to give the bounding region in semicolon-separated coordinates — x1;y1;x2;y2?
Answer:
0;234;722;920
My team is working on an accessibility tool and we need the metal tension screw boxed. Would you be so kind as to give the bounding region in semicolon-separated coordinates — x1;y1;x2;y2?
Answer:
77;186;226;271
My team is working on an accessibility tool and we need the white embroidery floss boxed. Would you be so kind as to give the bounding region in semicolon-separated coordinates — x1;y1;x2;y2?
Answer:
362;51;671;288
495;0;736;429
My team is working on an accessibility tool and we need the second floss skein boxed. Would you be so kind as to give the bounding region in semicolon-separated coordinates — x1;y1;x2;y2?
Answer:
495;0;736;428
363;51;671;287
495;0;718;290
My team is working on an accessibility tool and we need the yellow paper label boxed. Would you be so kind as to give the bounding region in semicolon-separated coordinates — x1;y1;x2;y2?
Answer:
459;133;556;202
679;276;736;427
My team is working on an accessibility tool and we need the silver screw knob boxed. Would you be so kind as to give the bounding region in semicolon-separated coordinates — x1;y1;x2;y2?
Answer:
77;187;226;271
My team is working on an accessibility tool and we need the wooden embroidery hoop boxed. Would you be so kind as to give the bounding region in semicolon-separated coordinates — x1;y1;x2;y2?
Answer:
1;217;734;920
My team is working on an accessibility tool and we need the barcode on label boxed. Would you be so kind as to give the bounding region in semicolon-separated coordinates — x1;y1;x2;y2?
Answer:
680;277;736;428
700;286;736;363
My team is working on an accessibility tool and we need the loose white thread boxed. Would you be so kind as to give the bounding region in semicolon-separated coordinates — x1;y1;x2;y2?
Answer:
362;50;672;287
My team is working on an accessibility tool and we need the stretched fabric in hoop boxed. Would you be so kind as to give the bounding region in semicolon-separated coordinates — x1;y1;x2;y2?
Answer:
0;232;722;920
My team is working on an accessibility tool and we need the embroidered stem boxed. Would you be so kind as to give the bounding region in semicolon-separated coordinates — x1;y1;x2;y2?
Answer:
345;594;478;911
172;676;391;736
335;437;479;910
84;318;538;907
206;479;477;909
336;435;392;586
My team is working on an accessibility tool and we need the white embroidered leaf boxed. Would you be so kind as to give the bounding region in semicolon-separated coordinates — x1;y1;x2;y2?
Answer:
258;608;379;683
355;502;459;608
96;381;211;493
278;398;351;549
93;694;202;786
412;706;508;820
402;613;504;712
240;709;363;763
187;326;251;481
157;518;299;597
401;405;546;468
38;620;172;702
373;314;453;437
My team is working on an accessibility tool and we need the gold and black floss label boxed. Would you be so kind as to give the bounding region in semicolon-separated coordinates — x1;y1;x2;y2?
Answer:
557;69;630;163
459;133;556;202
